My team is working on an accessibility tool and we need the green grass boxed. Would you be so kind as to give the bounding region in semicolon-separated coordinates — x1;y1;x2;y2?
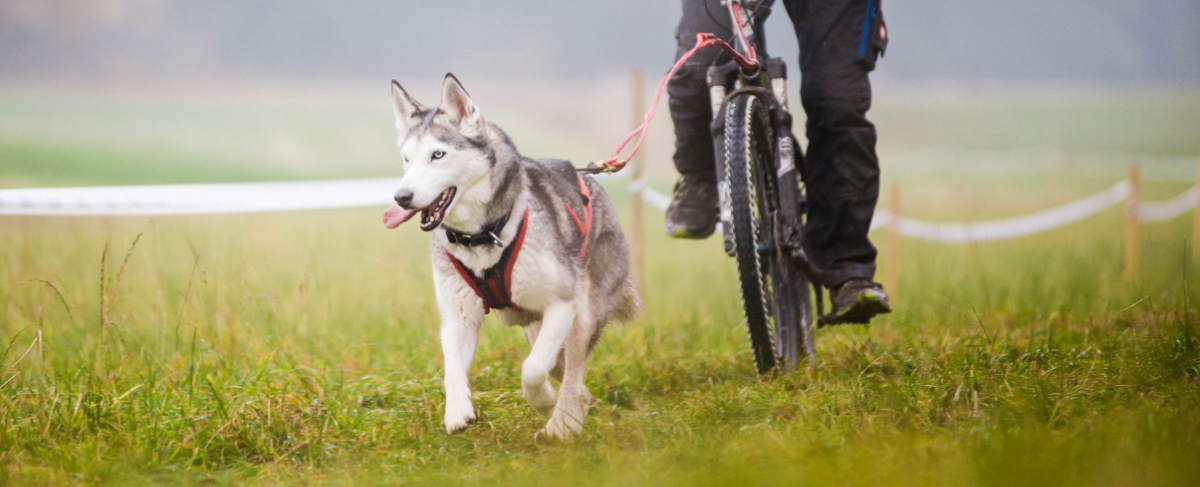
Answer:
0;185;1197;485
0;86;1198;485
0;137;289;188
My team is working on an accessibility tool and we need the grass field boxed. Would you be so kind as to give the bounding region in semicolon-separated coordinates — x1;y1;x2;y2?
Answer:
0;83;1198;485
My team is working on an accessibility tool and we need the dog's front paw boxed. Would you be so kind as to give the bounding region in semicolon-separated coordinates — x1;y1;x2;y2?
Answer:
523;381;557;415
444;400;476;434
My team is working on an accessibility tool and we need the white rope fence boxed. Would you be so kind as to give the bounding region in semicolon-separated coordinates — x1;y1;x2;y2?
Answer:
1139;186;1200;222
1;174;1196;242
3;162;1197;294
867;181;1133;243
637;177;1200;243
0;178;401;216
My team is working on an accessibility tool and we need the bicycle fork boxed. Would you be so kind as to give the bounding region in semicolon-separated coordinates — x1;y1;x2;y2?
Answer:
707;59;804;257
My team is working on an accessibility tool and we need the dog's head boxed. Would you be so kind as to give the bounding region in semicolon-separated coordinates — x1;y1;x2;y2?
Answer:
384;73;492;231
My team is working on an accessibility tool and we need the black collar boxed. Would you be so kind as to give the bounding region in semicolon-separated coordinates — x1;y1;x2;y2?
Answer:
444;210;512;247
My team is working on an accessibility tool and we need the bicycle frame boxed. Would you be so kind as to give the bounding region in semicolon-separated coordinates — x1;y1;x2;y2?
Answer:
707;0;816;366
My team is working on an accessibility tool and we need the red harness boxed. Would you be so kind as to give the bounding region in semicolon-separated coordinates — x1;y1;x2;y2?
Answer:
447;174;593;313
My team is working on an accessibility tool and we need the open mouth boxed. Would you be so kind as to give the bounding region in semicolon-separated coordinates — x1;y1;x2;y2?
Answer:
419;187;457;231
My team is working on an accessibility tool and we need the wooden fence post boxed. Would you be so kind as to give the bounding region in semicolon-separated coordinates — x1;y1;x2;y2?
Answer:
885;186;900;297
1124;165;1139;281
1193;149;1200;260
630;70;646;298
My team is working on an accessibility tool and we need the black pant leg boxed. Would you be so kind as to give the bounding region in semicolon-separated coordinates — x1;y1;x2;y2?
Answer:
783;0;887;288
668;0;736;183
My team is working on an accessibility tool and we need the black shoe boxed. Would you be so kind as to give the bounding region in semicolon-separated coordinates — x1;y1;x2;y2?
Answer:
820;279;892;326
664;175;718;239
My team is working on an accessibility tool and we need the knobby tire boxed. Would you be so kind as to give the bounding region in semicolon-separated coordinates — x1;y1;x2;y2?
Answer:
723;94;776;373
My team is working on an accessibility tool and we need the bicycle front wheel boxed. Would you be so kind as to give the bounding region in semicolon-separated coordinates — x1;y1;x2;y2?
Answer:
720;93;810;374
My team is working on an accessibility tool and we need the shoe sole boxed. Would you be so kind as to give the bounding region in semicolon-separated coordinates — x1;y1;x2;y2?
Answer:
826;291;892;325
666;226;715;240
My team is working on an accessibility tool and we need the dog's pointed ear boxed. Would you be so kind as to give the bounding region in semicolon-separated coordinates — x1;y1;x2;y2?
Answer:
391;80;425;134
439;73;484;138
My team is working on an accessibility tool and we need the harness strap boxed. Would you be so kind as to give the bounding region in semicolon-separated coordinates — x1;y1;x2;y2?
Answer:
447;252;486;306
445;175;592;313
446;208;529;313
562;174;593;261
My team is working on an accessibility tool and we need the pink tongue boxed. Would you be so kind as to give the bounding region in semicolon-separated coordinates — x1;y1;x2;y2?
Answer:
383;205;418;229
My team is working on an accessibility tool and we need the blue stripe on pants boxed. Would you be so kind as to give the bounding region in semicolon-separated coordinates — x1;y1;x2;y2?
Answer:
858;0;875;56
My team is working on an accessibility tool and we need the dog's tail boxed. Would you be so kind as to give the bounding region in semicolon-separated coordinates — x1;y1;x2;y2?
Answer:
610;277;642;323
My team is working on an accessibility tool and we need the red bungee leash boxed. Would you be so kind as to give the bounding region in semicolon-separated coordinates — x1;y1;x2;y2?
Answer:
580;12;759;175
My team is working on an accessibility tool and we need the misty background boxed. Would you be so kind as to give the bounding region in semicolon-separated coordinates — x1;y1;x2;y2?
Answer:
0;0;1197;188
2;0;1198;83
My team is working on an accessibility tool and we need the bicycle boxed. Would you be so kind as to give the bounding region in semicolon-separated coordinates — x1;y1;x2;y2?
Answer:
708;0;816;374
580;0;822;374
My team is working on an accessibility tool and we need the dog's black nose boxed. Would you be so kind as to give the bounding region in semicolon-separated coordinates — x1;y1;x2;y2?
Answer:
394;188;414;208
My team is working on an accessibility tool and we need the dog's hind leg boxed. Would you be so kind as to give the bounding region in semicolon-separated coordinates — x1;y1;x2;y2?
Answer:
522;301;575;416
523;322;565;383
538;306;597;439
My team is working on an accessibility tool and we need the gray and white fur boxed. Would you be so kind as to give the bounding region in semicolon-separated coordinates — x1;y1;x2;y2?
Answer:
388;74;641;439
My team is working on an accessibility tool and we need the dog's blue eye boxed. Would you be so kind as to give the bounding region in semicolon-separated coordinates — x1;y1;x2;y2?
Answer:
432;150;446;160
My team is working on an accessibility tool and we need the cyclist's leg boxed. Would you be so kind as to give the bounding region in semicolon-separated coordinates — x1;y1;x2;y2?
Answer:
664;0;735;239
782;0;888;290
669;0;734;183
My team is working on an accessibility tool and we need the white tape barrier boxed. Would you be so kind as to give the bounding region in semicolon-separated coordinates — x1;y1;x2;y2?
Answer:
880;181;1132;243
869;211;893;232
628;177;670;212
2;177;1196;244
641;180;1195;244
0;179;400;216
1139;186;1200;222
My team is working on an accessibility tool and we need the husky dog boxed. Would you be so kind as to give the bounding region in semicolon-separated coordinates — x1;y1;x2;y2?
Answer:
381;74;640;439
